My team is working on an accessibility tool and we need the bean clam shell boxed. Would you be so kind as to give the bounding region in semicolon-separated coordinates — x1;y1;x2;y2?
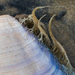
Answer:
0;15;65;75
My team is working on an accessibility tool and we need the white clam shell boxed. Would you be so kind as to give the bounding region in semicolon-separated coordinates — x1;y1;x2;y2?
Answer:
0;15;64;75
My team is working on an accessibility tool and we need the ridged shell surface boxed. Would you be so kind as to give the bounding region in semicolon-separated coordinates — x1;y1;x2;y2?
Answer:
0;15;64;75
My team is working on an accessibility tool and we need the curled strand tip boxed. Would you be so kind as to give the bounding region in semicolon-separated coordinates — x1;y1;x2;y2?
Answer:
32;6;50;14
32;6;49;31
38;14;47;28
39;14;47;21
49;14;56;39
